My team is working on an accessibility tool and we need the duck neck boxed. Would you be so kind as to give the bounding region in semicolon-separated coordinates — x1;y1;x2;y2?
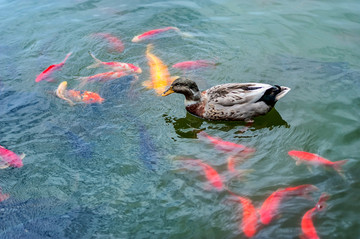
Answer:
184;90;201;106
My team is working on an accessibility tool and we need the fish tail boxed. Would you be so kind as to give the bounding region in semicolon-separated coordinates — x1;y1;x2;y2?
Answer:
146;44;154;54
62;52;72;63
87;52;102;69
197;131;209;140
174;27;193;38
77;77;89;88
332;159;348;176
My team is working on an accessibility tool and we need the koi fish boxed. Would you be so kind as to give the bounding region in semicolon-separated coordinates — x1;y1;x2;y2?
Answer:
300;193;330;239
78;71;129;87
35;52;72;82
56;81;75;106
181;158;224;190
0;188;10;202
92;33;124;53
87;52;142;73
0;145;25;168
56;81;104;105
259;184;318;225
198;131;255;155
143;44;175;95
228;192;258;238
288;150;347;175
172;60;216;70
132;27;191;42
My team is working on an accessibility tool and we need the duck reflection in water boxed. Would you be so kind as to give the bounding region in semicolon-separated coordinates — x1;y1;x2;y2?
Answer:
163;108;289;139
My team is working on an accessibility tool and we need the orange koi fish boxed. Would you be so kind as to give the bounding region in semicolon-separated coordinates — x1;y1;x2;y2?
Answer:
87;52;142;73
35;52;72;82
132;27;190;42
288;150;347;175
300;193;330;239
0;145;25;168
92;33;124;53
0;188;10;202
181;158;224;190
172;60;216;70
259;184;318;225
228;192;258;238
56;81;104;105
143;44;175;95
198;131;255;155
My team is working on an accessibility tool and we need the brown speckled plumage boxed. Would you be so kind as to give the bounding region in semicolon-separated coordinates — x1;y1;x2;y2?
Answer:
162;78;291;121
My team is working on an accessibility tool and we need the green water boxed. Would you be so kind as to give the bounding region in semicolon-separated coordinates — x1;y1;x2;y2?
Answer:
0;0;359;238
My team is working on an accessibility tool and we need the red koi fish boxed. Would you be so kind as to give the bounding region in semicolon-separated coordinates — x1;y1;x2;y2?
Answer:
172;60;216;70
259;184;318;225
78;71;128;87
0;145;25;168
300;193;330;239
87;52;142;73
198;131;255;155
92;33;124;53
228;192;258;238
35;52;72;82
288;150;347;175
132;27;190;42
0;188;10;202
181;158;224;190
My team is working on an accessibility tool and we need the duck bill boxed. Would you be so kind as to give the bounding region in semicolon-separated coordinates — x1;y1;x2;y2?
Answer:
162;87;175;96
275;86;291;101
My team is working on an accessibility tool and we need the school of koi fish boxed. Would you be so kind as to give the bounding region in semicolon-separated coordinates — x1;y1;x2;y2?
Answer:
0;26;349;238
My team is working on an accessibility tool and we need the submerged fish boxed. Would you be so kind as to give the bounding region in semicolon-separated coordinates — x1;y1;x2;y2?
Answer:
288;150;347;175
87;52;142;73
172;60;216;70
132;27;190;42
180;158;224;190
228;191;258;238
35;52;72;82
143;44;176;95
92;32;124;53
198;131;255;155
258;184;318;225
0;145;25;168
300;193;330;239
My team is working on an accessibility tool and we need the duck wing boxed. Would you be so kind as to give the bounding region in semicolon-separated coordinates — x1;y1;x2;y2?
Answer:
205;83;273;106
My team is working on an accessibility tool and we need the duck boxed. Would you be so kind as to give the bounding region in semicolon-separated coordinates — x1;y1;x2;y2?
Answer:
162;77;291;122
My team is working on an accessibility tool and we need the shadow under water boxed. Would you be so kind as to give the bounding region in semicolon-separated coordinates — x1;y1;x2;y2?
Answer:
163;108;289;139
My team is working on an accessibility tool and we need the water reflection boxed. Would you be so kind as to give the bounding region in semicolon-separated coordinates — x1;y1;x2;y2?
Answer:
164;108;289;138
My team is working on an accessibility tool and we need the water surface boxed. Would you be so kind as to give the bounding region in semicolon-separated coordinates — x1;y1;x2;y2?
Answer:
0;0;359;238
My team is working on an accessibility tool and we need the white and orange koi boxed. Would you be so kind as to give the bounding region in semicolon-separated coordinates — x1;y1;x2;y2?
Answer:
87;52;142;73
132;27;191;42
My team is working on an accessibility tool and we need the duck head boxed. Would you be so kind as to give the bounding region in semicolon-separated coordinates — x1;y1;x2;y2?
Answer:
162;77;201;103
257;85;291;107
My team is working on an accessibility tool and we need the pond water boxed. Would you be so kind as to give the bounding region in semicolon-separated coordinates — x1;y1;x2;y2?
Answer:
0;0;359;238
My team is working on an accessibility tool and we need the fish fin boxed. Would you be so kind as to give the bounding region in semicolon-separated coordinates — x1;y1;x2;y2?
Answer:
86;62;102;69
295;159;302;166
19;153;26;160
46;78;55;82
77;77;88;88
332;159;348;176
0;160;10;169
179;31;194;38
307;166;313;173
142;80;153;89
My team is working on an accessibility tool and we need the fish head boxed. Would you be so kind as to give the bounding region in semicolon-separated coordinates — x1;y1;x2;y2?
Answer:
131;36;140;43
